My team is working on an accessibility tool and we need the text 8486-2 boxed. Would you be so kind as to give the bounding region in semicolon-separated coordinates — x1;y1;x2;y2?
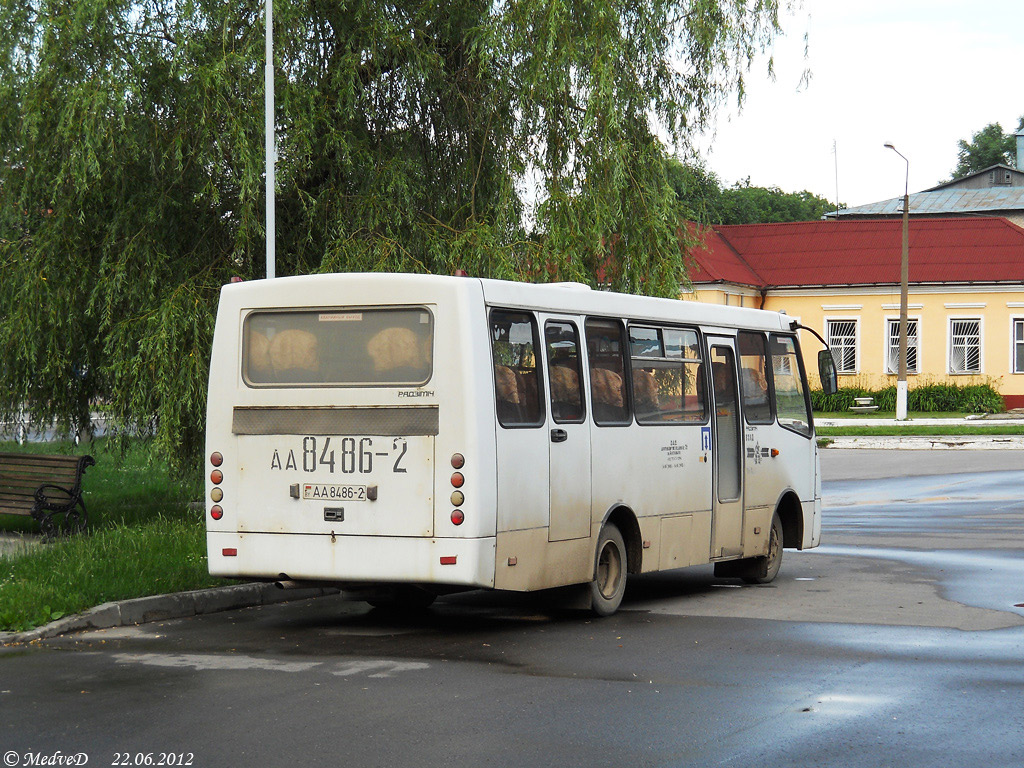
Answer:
270;436;408;475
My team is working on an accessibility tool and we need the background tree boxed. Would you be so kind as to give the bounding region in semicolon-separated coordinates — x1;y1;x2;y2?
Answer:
951;117;1024;179
0;0;797;472
666;159;840;224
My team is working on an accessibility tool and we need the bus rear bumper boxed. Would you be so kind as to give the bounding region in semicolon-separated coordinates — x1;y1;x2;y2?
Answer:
207;531;497;589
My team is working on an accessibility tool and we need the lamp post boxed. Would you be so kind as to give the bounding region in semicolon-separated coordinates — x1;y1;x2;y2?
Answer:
265;0;276;279
884;143;910;420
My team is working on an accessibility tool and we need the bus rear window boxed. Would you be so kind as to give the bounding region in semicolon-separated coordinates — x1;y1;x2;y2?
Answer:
243;308;433;386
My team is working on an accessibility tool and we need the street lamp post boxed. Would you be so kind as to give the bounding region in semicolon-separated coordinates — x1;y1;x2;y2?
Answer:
265;0;276;279
884;143;910;421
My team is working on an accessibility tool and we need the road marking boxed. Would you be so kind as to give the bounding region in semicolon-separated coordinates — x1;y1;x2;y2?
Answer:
112;652;429;679
113;653;320;673
331;660;429;678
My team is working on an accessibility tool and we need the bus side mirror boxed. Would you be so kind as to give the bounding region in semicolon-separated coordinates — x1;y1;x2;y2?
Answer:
818;350;838;395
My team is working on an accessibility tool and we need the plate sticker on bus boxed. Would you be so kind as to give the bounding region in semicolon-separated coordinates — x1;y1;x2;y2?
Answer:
304;484;367;501
269;436;409;475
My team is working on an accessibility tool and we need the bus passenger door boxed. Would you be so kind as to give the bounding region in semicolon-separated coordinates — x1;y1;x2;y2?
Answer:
542;317;592;541
737;331;776;530
707;338;744;558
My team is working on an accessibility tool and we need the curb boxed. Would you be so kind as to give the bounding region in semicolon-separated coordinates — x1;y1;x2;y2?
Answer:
0;583;339;646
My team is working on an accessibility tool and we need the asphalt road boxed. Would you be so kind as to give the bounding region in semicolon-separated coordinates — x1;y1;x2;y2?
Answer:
2;450;1023;768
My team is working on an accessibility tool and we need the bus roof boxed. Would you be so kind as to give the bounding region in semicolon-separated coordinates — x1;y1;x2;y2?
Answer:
221;273;793;333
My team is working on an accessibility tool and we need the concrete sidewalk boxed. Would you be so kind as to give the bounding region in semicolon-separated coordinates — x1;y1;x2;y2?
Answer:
820;434;1024;449
816;412;1024;449
0;532;41;558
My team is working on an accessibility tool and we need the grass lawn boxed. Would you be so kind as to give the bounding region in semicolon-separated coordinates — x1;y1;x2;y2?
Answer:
816;425;1024;437
0;438;219;632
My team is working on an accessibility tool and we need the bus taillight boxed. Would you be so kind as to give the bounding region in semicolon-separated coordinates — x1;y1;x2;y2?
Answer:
451;472;464;488
210;452;224;520
451;509;465;526
451;453;465;469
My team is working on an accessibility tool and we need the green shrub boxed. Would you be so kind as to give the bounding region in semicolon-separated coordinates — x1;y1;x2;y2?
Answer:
811;382;1004;413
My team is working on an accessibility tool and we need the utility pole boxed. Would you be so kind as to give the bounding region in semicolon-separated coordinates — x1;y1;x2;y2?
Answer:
884;143;910;421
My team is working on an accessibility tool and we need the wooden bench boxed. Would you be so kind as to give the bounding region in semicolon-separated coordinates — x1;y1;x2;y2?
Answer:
0;453;95;536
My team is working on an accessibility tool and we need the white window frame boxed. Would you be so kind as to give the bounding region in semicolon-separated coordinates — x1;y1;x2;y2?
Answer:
884;316;921;375
947;317;983;375
1012;317;1024;375
825;317;859;375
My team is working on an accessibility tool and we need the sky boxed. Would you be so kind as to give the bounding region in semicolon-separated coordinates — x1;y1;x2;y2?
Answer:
692;0;1024;209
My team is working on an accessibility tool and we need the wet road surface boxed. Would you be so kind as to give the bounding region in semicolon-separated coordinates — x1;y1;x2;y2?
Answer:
1;450;1023;767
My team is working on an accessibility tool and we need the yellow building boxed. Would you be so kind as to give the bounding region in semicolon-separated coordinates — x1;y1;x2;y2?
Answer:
684;218;1024;409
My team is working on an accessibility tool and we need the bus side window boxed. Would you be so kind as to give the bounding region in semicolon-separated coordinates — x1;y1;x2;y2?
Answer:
769;334;812;436
545;321;585;423
738;331;774;425
490;310;545;428
629;326;706;424
585;318;630;426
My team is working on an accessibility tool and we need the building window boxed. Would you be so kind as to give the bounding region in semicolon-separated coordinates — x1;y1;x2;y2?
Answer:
826;319;858;374
886;318;920;374
949;319;981;374
1014;319;1024;374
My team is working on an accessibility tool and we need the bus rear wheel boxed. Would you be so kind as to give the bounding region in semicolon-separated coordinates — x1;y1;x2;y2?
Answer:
589;523;627;616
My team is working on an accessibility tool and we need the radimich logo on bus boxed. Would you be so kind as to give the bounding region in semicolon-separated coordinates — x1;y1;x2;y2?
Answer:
398;390;434;398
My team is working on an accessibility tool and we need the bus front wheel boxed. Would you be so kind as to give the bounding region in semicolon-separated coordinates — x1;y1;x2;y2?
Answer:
589;523;627;616
741;512;784;585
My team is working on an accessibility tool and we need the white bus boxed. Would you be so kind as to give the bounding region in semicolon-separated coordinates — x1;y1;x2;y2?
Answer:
206;273;837;615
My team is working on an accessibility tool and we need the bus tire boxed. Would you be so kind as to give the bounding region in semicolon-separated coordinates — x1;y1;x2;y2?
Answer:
589;523;627;616
741;512;784;585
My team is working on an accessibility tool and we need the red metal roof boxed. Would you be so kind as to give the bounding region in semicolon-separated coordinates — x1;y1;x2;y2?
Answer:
684;224;763;287
688;217;1024;287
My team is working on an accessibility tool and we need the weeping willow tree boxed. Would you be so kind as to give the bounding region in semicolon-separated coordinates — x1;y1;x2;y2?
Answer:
0;0;794;471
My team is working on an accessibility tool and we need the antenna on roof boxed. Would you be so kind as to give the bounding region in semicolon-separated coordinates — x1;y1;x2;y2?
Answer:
833;139;840;219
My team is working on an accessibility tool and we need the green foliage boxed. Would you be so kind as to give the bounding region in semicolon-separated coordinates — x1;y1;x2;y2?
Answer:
0;0;794;473
951;117;1024;179
666;159;841;224
810;383;1005;414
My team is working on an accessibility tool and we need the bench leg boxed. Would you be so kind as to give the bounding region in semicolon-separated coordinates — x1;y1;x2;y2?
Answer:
63;499;88;534
32;508;59;539
32;500;88;538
